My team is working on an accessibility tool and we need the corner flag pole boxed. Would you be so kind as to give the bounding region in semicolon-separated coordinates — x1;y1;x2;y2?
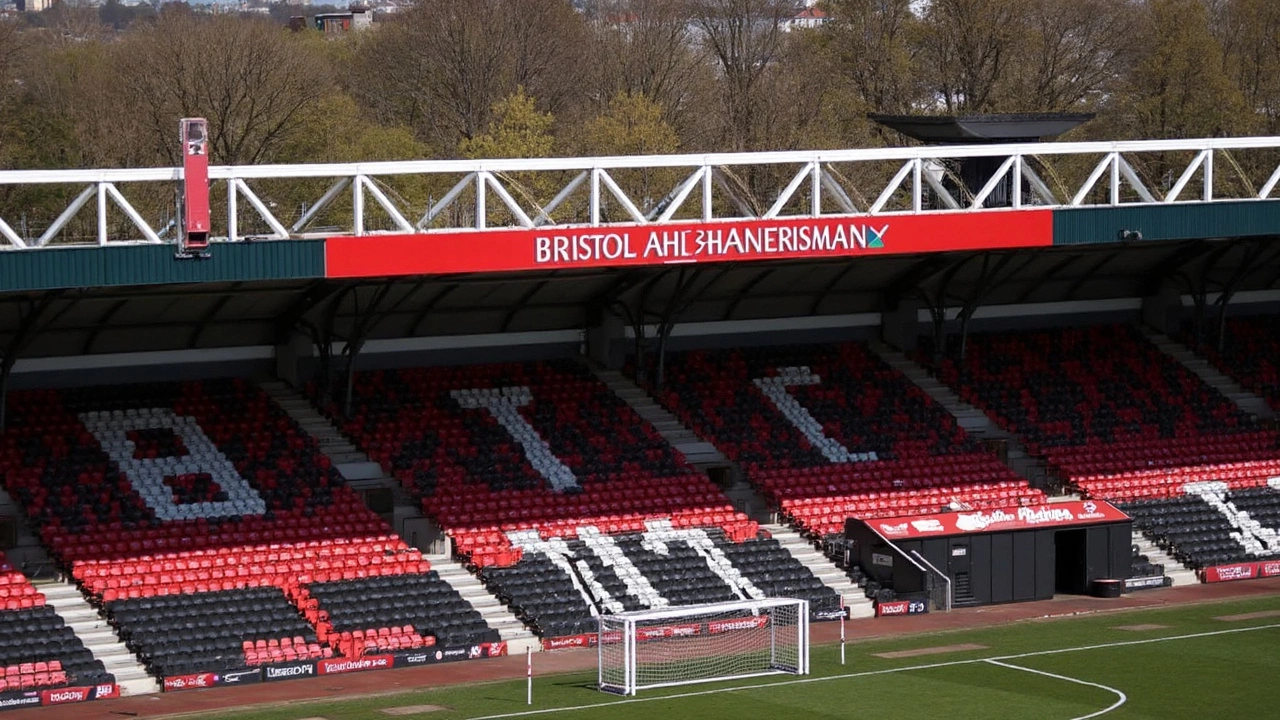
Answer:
839;597;846;665
527;645;533;705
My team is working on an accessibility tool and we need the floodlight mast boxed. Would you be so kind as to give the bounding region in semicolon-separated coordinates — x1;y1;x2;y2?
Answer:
179;118;211;255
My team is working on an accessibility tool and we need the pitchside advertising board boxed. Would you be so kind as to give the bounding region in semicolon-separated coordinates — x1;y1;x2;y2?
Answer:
161;642;508;692
1201;559;1280;583
325;209;1052;277
0;684;119;712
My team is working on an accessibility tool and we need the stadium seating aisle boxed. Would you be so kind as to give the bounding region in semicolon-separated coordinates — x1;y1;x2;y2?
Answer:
645;342;1046;538
921;323;1280;571
0;379;489;682
314;359;843;638
1183;316;1280;411
0;551;110;691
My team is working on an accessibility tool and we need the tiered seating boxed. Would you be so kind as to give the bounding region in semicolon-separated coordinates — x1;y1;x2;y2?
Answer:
0;379;489;680
319;360;841;637
649;343;1045;537
322;360;757;561
304;573;496;657
922;323;1280;572
1123;484;1280;569
923;324;1278;502
1184;316;1280;411
0;551;42;611
0;553;110;690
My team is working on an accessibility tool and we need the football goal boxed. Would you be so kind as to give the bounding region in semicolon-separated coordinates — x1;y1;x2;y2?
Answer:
598;597;809;695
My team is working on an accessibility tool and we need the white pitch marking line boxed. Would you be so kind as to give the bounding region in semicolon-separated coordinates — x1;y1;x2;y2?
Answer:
467;621;1280;720
985;659;1127;720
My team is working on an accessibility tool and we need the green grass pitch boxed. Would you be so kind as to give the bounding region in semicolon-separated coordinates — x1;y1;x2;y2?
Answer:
200;595;1280;720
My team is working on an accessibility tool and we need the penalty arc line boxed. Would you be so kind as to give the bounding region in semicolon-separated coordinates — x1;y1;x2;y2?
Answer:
465;621;1280;720
984;659;1127;720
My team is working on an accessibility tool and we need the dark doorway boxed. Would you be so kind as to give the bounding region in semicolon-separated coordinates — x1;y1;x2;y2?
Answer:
948;537;975;605
1055;529;1088;594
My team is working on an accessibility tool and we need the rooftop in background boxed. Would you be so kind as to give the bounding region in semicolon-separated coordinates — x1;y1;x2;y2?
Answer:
868;113;1096;144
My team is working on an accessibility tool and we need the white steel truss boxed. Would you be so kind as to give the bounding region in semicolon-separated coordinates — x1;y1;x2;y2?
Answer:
1;136;1280;249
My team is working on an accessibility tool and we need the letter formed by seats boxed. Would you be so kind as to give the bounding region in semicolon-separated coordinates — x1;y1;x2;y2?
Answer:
81;409;267;522
1184;480;1280;556
752;367;877;464
452;387;581;492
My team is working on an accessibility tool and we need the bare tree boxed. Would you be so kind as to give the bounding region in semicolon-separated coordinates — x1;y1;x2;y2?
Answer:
586;0;705;126
821;0;923;114
688;0;805;150
354;0;588;152
1007;0;1139;112
118;13;330;166
918;0;1024;113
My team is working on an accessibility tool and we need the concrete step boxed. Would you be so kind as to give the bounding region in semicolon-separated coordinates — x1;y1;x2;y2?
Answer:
587;364;729;465
39;579;159;695
1142;330;1276;420
430;557;540;651
336;461;386;481
762;523;876;617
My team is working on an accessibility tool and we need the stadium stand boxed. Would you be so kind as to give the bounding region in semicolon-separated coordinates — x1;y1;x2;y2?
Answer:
312;359;843;639
646;342;1047;539
0;379;490;681
921;323;1280;571
0;552;111;691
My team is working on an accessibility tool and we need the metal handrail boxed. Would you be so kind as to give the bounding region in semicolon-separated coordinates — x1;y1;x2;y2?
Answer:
910;550;953;612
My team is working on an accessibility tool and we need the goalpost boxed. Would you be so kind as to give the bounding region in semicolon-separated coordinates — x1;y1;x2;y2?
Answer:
598;597;809;695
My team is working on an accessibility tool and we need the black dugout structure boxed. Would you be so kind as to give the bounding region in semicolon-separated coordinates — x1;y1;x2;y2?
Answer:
846;501;1132;608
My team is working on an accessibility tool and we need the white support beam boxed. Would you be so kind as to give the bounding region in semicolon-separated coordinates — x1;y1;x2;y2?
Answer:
353;173;365;236
869;161;914;214
536;170;588;226
103;183;162;244
971;155;1017;209
656;167;706;223
596;169;647;225
292;178;352;233
419;173;476;230
1165;150;1207;203
1261;163;1280;200
764;163;813;219
359;176;415;234
483;173;535;228
0;216;24;249
36;185;96;248
1071;154;1114;207
1116;156;1157;204
1021;162;1057;205
232;179;290;239
820;169;860;214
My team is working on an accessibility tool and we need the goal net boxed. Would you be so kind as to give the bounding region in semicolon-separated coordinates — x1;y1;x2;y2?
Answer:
598;597;809;695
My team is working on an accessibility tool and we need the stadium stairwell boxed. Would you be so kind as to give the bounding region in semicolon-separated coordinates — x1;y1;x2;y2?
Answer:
759;523;875;618
867;341;1049;487
34;583;158;695
1139;330;1276;421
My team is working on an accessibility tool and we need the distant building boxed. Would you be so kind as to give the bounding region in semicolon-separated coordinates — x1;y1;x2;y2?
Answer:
314;6;373;33
782;5;827;31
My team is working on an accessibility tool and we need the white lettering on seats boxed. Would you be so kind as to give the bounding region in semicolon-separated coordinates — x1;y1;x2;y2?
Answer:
641;519;765;601
1183;480;1280;556
506;530;620;614
452;387;580;492
578;525;668;609
81;409;267;522
753;367;877;464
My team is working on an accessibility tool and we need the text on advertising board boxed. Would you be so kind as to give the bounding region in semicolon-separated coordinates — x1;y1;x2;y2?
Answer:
873;500;1129;539
325;209;1052;278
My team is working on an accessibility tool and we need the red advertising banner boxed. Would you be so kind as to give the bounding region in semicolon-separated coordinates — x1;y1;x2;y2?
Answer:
317;655;394;675
1202;559;1280;583
163;673;218;692
326;210;1052;278
875;599;928;617
872;500;1129;540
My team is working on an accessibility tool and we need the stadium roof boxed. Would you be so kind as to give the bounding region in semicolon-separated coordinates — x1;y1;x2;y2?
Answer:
3;236;1276;359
